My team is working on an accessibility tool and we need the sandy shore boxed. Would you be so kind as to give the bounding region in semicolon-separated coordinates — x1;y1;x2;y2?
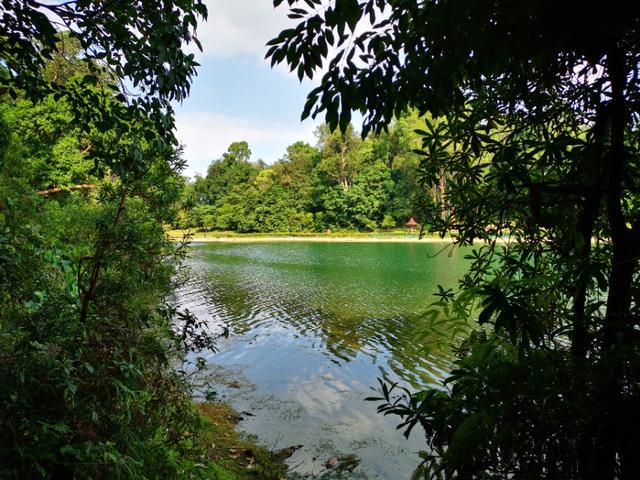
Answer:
167;232;457;244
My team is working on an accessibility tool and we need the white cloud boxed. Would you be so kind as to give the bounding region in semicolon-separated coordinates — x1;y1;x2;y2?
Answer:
193;0;292;59
191;0;332;81
175;111;319;177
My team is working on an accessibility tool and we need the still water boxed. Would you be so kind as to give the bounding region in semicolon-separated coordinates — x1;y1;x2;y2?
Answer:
176;242;469;479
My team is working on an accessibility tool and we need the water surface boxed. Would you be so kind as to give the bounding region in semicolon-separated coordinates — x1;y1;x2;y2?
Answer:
176;242;469;478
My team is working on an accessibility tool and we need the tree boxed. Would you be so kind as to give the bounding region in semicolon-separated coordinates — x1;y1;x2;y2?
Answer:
369;112;427;223
272;141;319;209
223;140;252;163
0;96;96;190
1;0;205;134
204;142;260;206
269;1;640;479
178;131;431;233
315;123;365;190
0;2;227;478
42;33;108;87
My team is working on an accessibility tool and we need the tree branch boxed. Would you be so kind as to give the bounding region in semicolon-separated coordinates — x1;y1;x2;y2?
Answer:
36;184;96;196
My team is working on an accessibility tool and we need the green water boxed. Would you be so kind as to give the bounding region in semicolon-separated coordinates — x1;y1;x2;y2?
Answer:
177;242;469;479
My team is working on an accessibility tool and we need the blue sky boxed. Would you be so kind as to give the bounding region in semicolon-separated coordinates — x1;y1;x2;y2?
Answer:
175;0;322;177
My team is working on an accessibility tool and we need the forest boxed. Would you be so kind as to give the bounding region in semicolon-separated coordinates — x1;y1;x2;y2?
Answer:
176;118;443;233
3;0;640;479
0;2;252;478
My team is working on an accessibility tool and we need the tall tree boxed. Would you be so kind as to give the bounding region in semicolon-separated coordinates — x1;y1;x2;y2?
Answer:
272;141;319;209
1;0;206;157
369;112;427;223
0;2;218;478
205;141;260;205
315;123;365;191
269;1;640;478
223;140;252;163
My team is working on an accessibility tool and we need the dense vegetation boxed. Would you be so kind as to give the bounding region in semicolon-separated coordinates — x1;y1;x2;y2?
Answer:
176;117;438;233
0;2;250;478
271;1;640;479
5;0;640;478
0;88;219;478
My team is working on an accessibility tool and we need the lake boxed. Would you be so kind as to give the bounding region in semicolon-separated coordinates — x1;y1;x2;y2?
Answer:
175;241;469;479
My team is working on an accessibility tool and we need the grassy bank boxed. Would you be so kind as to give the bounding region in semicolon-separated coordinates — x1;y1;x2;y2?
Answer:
197;403;289;480
166;229;453;243
197;402;361;479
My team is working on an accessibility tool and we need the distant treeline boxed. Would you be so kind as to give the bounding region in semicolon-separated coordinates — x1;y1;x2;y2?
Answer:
176;113;445;232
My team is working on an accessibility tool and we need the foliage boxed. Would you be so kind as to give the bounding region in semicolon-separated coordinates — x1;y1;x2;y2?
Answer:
0;2;250;478
0;96;95;189
1;0;206;143
0;99;225;478
177;116;428;233
270;0;640;478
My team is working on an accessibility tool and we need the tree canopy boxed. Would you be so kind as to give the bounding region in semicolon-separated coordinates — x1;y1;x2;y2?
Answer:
175;115;427;233
0;2;252;478
268;0;640;134
270;1;640;479
1;0;206;149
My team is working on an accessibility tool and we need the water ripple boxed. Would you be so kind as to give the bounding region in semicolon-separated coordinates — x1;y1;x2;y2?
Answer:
175;242;469;389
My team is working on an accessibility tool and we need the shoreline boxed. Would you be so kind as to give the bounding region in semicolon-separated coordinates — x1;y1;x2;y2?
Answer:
167;231;457;244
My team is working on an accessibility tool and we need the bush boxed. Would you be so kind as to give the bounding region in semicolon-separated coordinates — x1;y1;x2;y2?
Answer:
0;125;222;478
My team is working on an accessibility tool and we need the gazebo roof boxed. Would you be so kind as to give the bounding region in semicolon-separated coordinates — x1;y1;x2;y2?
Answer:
405;217;418;226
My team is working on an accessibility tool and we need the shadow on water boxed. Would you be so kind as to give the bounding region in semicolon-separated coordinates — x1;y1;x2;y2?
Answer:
175;242;469;479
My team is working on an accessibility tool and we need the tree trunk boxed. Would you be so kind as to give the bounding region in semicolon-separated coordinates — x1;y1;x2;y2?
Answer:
79;186;128;323
37;184;96;196
339;144;349;191
571;192;598;358
571;107;608;358
439;174;446;221
589;45;639;479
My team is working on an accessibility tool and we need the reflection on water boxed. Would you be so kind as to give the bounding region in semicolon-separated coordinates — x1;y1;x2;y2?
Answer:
176;242;468;479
